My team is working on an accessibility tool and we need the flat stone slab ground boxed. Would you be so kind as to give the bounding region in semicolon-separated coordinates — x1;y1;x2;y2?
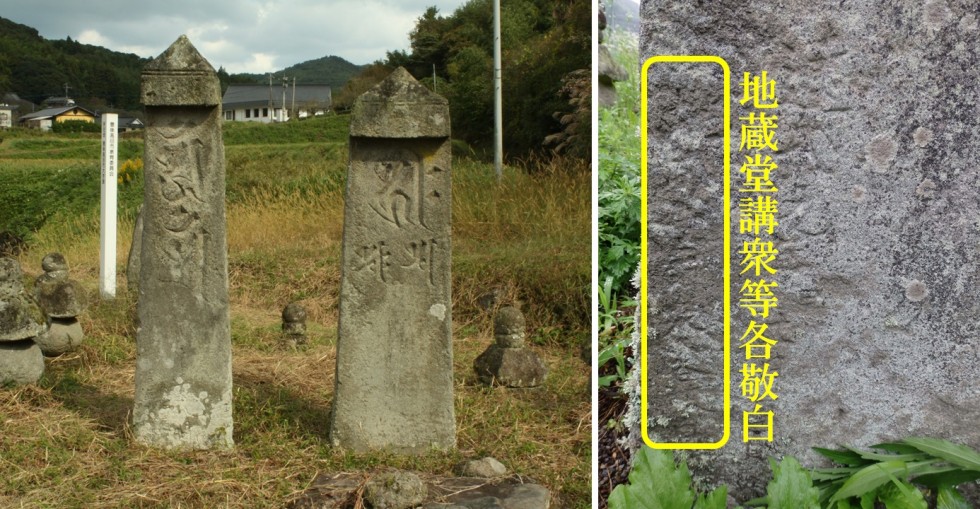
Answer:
288;472;550;509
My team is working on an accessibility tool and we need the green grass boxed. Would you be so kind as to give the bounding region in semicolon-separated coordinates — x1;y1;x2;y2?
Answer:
0;115;590;508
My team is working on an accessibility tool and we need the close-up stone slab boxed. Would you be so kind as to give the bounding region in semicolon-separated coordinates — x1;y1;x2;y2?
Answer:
633;0;980;502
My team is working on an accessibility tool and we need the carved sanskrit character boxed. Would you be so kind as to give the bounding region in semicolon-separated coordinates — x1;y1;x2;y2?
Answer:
150;118;210;286
370;149;429;230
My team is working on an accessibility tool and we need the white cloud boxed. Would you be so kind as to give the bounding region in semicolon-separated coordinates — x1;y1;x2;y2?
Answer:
230;52;278;74
76;29;111;47
0;0;474;69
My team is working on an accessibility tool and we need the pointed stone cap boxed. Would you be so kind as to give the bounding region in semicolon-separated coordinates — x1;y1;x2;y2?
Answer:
141;35;220;106
350;67;449;138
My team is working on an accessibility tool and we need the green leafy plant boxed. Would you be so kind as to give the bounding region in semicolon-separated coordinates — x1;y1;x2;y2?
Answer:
608;447;727;509
811;437;980;508
597;276;635;388
744;457;821;508
607;438;980;509
598;30;641;298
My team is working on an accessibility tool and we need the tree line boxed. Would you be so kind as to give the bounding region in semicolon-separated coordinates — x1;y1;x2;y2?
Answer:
335;0;590;160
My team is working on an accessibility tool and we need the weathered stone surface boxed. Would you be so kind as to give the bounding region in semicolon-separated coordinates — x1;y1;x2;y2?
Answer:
330;67;455;453
141;35;220;107
363;471;427;509
598;45;628;108
134;35;232;450
0;340;44;384
634;0;980;502
40;252;68;275
34;278;86;318
289;473;550;509
0;257;45;342
35;318;83;357
0;294;46;342
281;302;307;341
493;306;525;348
475;307;547;388
0;257;24;297
497;485;550;509
127;205;143;295
458;457;508;478
598;4;629;108
644;59;727;446
349;67;449;139
474;346;548;388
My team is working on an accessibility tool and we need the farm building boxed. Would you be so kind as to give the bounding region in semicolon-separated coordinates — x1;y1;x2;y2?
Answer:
19;105;97;131
221;84;331;123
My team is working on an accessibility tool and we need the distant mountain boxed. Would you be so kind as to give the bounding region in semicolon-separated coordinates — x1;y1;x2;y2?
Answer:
0;16;148;111
237;56;366;89
0;15;363;114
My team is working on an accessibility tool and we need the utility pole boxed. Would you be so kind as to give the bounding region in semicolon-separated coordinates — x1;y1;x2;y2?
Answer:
281;76;288;122
268;74;274;121
291;77;296;120
64;83;72;102
493;0;503;180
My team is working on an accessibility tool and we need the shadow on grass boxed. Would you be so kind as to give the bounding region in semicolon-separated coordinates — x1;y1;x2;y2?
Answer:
47;373;133;435
232;369;334;444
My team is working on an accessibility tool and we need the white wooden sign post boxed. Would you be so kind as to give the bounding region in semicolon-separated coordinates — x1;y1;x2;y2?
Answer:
100;113;118;298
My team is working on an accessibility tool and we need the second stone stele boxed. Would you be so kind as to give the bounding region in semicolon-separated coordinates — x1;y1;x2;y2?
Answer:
474;306;548;388
329;67;456;453
132;35;233;450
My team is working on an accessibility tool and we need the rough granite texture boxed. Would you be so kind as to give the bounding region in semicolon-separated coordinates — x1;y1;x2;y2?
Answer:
0;340;45;385
363;471;428;509
35;318;84;357
329;67;455;453
289;472;550;509
636;0;980;502
34;278;86;318
0;294;46;342
0;257;25;297
473;345;549;388
133;35;233;450
127;205;143;295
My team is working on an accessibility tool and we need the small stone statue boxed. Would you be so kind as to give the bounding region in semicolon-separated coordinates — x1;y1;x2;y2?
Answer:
34;253;86;356
282;302;307;347
473;306;548;388
0;257;46;384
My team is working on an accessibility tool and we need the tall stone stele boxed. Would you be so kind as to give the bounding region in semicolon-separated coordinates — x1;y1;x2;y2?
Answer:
133;35;233;449
330;67;455;453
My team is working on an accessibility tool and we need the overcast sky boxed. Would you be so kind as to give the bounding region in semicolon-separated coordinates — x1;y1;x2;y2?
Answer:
0;0;472;72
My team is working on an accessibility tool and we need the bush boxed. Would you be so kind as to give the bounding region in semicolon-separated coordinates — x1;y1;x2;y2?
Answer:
598;30;641;298
52;120;100;134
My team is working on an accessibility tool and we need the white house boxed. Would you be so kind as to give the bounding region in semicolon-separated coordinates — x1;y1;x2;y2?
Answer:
0;104;14;129
221;84;332;123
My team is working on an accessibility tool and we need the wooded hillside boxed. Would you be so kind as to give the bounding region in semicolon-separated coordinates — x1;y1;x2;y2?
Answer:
338;0;591;160
0;16;361;113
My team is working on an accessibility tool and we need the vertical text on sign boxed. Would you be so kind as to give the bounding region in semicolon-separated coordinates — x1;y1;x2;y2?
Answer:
641;55;731;450
100;113;119;298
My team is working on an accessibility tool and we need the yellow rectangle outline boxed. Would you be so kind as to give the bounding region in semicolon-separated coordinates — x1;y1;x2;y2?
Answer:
640;55;731;450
